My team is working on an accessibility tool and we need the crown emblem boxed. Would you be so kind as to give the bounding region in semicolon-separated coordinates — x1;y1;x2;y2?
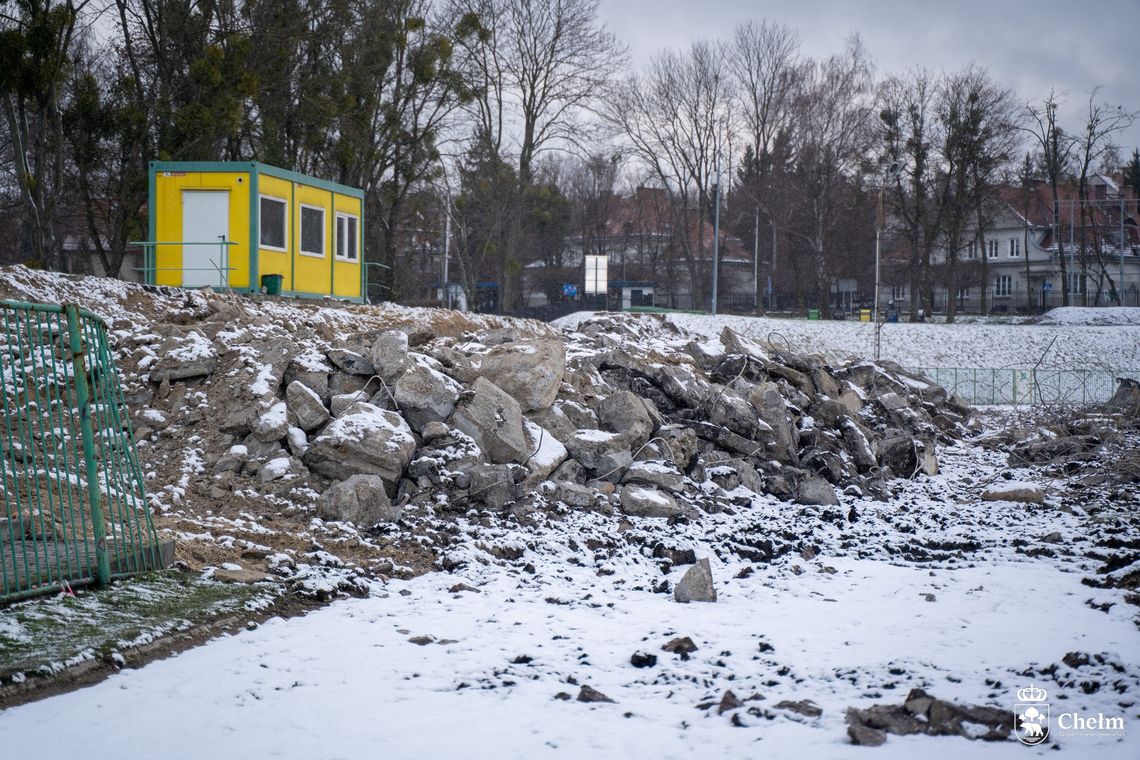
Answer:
1017;684;1047;702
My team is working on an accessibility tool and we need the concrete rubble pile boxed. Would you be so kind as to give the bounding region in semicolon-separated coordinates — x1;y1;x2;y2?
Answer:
141;306;975;528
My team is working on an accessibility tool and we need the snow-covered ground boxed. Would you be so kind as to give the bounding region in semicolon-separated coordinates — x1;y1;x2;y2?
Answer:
1;269;1136;757
554;312;1140;372
2;430;1137;758
1037;307;1140;327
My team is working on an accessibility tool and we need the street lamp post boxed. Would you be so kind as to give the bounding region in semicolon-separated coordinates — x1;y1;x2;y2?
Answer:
875;161;902;362
874;188;883;361
442;201;452;309
753;205;760;314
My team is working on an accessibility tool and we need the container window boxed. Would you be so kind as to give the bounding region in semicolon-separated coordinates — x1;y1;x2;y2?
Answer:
336;213;358;261
300;205;325;256
259;196;287;250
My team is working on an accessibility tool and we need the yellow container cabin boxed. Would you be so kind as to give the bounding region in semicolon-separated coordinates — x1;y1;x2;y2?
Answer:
147;161;364;301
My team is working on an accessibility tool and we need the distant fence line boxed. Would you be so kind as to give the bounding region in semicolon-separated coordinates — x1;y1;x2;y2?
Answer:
912;367;1135;406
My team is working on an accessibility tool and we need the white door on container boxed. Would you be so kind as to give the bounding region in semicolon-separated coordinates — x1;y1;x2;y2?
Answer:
181;191;230;287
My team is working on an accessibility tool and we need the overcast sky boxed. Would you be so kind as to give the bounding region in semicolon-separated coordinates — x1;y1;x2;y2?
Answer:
597;0;1140;160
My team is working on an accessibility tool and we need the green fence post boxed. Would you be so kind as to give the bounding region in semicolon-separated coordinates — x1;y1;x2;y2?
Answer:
66;304;110;588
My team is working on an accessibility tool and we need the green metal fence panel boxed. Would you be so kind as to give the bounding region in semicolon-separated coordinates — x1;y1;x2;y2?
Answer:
1;300;162;602
913;367;1136;406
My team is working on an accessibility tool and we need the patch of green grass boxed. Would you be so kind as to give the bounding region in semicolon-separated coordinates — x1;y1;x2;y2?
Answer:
0;572;278;676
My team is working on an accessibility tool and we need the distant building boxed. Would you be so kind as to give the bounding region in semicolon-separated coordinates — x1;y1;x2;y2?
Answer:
883;175;1140;313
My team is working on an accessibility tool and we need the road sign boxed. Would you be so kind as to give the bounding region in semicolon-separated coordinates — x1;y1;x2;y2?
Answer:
1043;281;1053;292
562;283;578;298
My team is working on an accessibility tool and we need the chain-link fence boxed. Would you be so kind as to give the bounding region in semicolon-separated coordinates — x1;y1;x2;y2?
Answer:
913;366;1135;406
1;300;163;603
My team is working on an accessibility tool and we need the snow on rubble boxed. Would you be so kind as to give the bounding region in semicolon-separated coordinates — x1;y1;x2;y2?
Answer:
1;265;1138;756
1;432;1138;758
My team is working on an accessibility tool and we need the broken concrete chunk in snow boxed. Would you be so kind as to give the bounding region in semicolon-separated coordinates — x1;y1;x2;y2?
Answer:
674;558;717;603
286;380;329;433
845;688;1011;744
370;331;409;383
981;480;1045;504
285;426;308;457
621;460;685;493
522;420;568;484
619;485;680;518
795;476;839;506
211;566;271;584
719;326;771;362
285;355;331;403
576;685;615;703
259;455;293;483
317;473;402;526
748;382;798;463
477;339;566;412
565;428;627;472
595;390;654;448
448;377;529;464
327;347;375;376
150;331;217;382
303;402;416;486
394;363;461;432
840;416;876;473
251;400;289;442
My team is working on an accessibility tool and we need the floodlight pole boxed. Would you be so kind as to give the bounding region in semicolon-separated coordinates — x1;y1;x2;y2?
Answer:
753;205;760;315
711;155;721;316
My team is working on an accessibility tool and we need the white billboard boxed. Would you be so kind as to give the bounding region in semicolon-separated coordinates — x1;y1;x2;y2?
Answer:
584;255;608;295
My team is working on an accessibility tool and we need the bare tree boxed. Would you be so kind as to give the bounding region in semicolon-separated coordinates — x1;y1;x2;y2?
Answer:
566;150;621;260
877;68;947;318
728;19;803;313
607;40;735;309
1072;87;1136;305
936;66;1019;320
452;0;627;310
1;0;87;270
1024;91;1077;306
786;36;874;318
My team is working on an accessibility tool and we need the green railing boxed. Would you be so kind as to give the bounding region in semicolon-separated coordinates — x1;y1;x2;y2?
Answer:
1;300;163;603
913;367;1135;406
130;240;237;289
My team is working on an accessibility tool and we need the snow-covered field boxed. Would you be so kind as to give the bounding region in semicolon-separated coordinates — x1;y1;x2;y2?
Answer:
2;429;1137;759
1038;307;1140;327
554;311;1140;372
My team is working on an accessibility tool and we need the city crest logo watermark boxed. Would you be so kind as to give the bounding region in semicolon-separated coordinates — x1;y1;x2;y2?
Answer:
1014;684;1050;745
1013;683;1127;745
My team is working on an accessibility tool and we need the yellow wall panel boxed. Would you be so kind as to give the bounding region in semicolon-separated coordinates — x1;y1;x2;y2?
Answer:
292;183;333;296
256;174;293;292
